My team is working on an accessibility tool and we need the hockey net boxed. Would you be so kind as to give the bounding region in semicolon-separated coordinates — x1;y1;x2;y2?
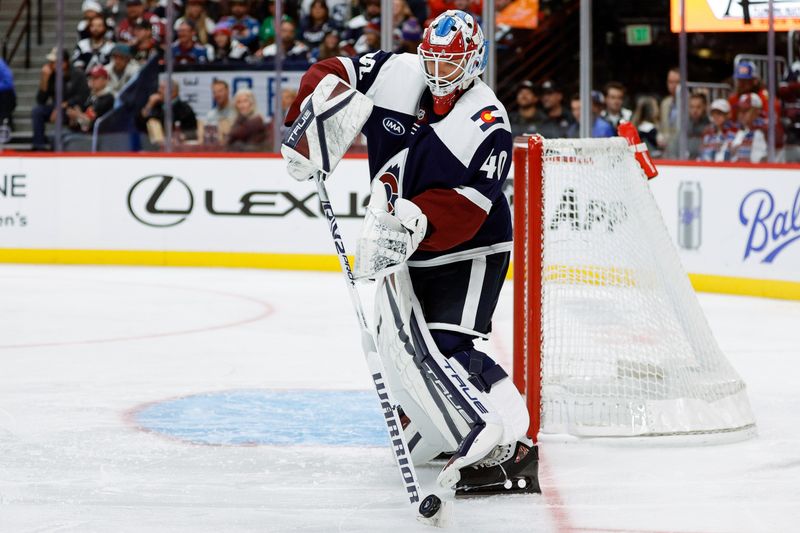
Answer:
512;135;756;441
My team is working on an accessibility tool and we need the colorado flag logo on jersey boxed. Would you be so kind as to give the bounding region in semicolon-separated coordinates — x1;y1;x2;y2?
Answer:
471;105;504;132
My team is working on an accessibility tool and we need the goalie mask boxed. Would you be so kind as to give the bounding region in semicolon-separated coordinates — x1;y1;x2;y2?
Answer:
417;10;488;115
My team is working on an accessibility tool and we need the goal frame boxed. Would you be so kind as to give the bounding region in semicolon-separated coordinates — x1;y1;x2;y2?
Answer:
511;134;755;443
513;135;543;441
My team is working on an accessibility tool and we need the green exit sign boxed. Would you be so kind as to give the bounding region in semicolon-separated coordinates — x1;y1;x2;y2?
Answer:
626;24;652;46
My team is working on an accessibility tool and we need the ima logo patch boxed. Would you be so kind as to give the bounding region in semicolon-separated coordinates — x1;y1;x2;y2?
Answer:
470;105;504;132
382;117;406;136
378;165;400;213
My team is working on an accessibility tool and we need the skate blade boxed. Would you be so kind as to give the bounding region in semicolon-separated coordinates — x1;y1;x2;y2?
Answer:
455;477;541;498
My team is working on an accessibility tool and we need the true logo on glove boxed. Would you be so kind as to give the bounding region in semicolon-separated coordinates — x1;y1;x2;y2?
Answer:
284;108;313;157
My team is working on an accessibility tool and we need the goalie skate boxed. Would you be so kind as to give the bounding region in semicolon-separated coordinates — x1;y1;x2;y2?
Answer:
454;440;541;498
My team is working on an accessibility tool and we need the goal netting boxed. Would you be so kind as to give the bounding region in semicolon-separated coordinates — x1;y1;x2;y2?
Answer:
512;136;756;440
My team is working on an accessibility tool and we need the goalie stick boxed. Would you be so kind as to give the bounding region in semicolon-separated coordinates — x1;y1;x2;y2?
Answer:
312;172;453;528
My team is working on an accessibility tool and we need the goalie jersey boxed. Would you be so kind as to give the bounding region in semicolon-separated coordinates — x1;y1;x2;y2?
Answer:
285;51;513;265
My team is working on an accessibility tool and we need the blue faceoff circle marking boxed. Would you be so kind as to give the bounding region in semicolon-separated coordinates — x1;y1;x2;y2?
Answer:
133;389;388;447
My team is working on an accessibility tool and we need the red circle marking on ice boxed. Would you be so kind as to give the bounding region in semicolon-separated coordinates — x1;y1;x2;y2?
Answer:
0;277;274;349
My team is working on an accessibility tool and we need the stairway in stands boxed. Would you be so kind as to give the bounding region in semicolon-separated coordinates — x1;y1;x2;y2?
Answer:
0;0;84;151
495;0;580;112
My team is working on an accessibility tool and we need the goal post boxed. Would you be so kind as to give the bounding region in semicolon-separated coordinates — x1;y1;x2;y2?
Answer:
513;135;756;442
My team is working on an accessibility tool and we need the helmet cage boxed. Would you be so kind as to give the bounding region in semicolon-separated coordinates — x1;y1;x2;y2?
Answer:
417;10;487;98
417;48;475;97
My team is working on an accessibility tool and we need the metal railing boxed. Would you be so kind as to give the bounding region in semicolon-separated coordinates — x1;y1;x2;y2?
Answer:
1;0;43;69
684;82;733;104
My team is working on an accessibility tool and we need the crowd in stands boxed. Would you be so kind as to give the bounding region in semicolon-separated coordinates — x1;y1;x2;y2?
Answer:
31;0;465;150
63;0;442;67
510;60;800;163
23;0;800;160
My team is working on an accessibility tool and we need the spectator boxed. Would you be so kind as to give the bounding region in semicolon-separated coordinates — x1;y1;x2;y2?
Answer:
658;67;679;152
509;80;542;137
281;87;297;116
451;0;481;25
175;0;216;45
258;1;294;47
117;0;165;44
131;19;161;64
631;95;660;156
699;98;737;162
354;21;380;55
731;93;767;163
219;0;261;51
0;58;15;130
73;16;115;72
32;49;90;150
77;0;115;41
137;80;198;143
392;0;414;29
310;29;344;62
727;61;771;123
227;88;269;150
396;17;422;53
300;0;339;50
201;79;236;144
687;93;710;159
779;61;800;162
299;0;350;27
729;61;785;152
567;90;614;138
260;20;310;62
601;81;632;129
391;0;421;51
344;0;380;45
107;44;140;95
65;66;115;133
211;23;250;63
535;80;575;139
172;20;210;64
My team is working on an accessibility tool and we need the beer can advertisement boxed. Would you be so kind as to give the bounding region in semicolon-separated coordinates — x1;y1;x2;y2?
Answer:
651;163;800;284
678;181;702;251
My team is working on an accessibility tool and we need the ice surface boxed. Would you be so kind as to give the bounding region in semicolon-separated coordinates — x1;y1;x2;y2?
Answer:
0;265;798;532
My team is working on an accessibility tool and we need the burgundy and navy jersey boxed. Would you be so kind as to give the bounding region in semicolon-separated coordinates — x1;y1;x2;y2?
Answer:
285;51;513;265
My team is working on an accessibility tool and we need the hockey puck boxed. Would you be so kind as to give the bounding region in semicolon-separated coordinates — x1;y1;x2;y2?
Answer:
418;494;442;518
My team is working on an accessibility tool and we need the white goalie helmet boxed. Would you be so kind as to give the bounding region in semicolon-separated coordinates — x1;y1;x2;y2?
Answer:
417;10;488;113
